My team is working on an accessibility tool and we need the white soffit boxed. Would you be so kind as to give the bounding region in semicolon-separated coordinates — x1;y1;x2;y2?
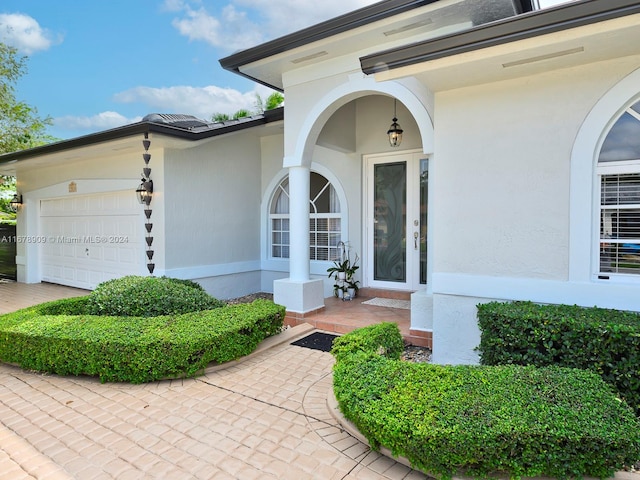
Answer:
374;13;640;91
238;0;526;90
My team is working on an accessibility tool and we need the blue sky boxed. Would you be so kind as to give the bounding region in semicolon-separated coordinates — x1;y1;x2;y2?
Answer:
1;0;570;140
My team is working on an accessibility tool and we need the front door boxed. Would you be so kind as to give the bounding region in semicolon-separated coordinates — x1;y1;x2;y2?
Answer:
365;151;428;290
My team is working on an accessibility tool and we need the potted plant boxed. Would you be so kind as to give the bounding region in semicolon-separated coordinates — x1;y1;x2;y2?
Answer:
328;243;359;298
346;279;359;298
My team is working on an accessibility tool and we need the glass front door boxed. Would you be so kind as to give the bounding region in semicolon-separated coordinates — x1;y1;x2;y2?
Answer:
366;151;428;290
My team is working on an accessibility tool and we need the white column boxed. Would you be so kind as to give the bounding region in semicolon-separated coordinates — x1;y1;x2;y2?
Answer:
273;163;324;314
288;165;310;281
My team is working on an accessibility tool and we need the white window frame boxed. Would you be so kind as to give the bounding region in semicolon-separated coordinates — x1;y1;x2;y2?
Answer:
267;170;346;264
595;160;640;281
593;96;640;283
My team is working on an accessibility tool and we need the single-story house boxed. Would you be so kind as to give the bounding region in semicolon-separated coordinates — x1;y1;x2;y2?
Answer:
1;0;639;364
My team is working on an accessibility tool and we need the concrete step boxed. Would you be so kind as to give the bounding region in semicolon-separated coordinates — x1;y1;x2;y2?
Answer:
358;288;413;301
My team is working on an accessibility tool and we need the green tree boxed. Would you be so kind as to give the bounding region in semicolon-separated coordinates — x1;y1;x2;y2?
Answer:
0;42;54;218
0;176;16;222
211;91;284;122
254;91;284;113
211;108;252;122
0;43;53;154
211;112;231;122
232;108;250;119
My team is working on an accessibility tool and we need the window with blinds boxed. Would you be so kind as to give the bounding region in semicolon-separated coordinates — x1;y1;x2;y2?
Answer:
269;173;342;261
598;98;640;277
600;174;640;274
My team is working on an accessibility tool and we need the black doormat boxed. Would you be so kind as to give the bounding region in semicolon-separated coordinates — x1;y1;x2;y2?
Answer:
291;332;339;353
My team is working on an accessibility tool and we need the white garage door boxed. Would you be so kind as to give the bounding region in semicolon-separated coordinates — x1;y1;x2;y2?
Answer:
40;191;144;289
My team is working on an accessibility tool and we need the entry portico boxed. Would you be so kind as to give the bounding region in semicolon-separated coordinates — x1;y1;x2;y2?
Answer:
272;73;435;318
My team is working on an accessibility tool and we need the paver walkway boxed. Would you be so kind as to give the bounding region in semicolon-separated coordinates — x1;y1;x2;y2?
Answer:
0;325;429;479
0;281;88;314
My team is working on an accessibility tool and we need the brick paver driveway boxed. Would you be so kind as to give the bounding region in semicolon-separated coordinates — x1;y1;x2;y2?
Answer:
0;281;88;314
0;320;429;479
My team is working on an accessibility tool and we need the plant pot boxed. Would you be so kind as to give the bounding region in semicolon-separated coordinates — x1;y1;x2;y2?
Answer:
338;272;346;281
337;289;344;299
347;287;356;298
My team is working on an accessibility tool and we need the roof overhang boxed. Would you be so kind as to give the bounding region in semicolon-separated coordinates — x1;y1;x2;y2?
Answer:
362;0;640;73
220;0;534;91
0;108;283;176
361;0;640;92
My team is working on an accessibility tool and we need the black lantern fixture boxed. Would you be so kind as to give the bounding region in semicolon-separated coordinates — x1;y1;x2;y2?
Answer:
9;193;22;212
136;179;153;205
387;99;403;147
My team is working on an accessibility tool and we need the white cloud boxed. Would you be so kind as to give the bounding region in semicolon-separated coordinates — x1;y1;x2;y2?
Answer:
52;84;276;136
236;0;378;36
113;84;276;121
169;3;263;51
53;112;141;132
0;13;61;54
164;0;378;51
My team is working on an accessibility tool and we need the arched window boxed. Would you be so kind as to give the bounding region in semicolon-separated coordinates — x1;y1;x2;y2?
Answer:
270;172;342;261
597;98;640;277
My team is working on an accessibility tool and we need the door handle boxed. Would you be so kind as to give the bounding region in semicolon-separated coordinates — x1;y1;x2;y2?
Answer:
414;232;418;250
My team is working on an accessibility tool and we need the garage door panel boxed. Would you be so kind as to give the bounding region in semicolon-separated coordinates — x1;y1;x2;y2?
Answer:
41;192;139;217
40;192;144;290
103;247;117;262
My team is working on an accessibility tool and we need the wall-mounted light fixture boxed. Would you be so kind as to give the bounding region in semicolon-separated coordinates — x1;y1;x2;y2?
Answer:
9;193;22;212
387;99;403;147
136;179;153;205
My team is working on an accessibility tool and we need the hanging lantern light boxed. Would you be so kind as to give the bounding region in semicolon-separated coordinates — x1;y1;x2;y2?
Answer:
136;179;153;205
9;193;22;212
387;99;403;147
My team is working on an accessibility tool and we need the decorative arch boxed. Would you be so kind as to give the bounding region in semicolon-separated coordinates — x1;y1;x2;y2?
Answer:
283;75;434;168
569;66;640;281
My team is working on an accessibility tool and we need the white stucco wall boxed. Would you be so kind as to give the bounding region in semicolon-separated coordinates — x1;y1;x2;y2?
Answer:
430;56;640;364
163;131;266;298
17;154;141;192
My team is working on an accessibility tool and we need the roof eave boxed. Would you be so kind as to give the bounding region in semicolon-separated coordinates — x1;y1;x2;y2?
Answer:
218;0;535;89
219;0;534;89
360;0;640;75
0;107;284;165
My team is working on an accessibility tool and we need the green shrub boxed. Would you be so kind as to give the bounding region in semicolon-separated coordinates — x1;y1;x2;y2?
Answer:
0;299;284;383
477;301;640;415
37;296;91;316
85;276;224;317
331;322;404;363
332;324;640;479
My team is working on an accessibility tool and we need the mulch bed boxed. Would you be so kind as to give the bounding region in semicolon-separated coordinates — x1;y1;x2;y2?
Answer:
226;292;274;305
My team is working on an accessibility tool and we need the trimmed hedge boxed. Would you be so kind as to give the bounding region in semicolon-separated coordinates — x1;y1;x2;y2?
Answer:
84;275;225;317
332;323;640;480
477;301;640;415
331;322;404;363
0;299;284;383
37;296;92;316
